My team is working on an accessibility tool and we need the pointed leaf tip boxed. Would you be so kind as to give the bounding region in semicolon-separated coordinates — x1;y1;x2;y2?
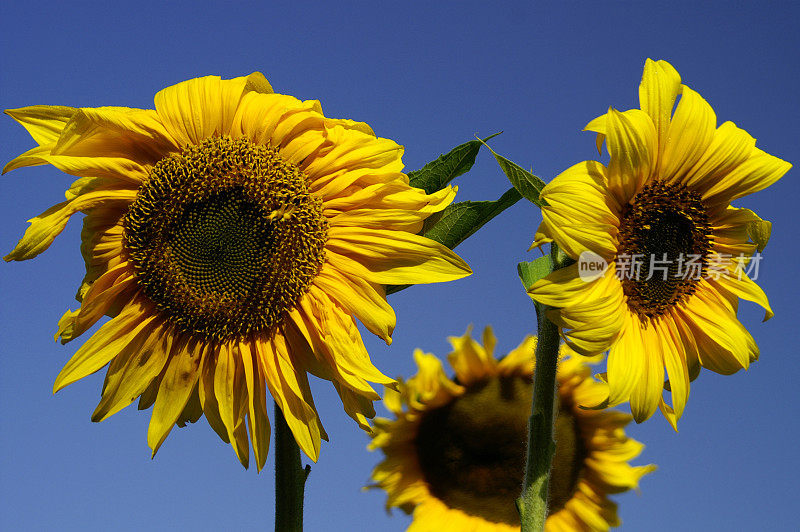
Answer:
407;133;502;194
478;141;547;207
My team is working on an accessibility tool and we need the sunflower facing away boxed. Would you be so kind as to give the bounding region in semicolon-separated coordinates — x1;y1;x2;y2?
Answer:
529;59;791;428
4;73;471;469
368;327;655;531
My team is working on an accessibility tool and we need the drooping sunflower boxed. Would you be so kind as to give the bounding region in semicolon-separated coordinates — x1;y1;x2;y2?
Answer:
529;59;791;428
4;73;471;469
368;327;655;531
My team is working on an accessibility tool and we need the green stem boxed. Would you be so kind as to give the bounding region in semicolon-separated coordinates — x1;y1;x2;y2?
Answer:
518;247;569;531
274;402;309;532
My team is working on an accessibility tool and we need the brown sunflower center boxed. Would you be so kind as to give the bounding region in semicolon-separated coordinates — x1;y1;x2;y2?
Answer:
123;136;328;340
616;181;712;319
414;375;584;526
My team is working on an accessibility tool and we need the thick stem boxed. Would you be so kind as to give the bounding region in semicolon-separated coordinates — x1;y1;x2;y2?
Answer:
274;402;309;532
519;246;569;531
518;309;560;531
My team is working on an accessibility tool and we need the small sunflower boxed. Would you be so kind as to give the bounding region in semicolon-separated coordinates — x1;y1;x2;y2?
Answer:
368;327;655;531
4;73;471;469
529;59;791;427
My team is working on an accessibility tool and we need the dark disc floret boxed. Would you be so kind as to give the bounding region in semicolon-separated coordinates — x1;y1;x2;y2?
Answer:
414;375;585;526
123;136;328;340
616;181;713;319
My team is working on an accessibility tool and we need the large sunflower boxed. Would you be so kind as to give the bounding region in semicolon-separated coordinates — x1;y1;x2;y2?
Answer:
4;73;471;469
529;59;791;428
368;327;655;531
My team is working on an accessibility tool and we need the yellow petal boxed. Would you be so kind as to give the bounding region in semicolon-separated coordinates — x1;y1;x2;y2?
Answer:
324;182;454;232
56;262;136;343
53;107;176;161
553;271;626;355
286;305;373;394
529;262;605;308
659;314;690;426
176;387;203;427
628;324;665;423
279;127;330;166
137;378;160;412
584;113;607;155
154;74;270;145
290;289;392;400
324;117;374;136
711;206;763;259
270;100;328;154
702;148;791;208
91;321;171;422
3;145;54;174
541;160;617;215
239;342;271;471
746;213;772;253
681;121;755;192
497;336;537;377
307;286;395;388
606;313;646;407
239;72;273;95
325;226;471;285
54;309;81;344
638;58;681;157
408;349;464;409
605;108;656;204
678;286;756;374
572;377;611;411
230;414;251;469
669;310;702;384
147;335;204;455
540;160;620;261
313;263;396;344
53;299;154;392
198;344;231;444
214;341;241;448
712;266;774;321
6;188;136;261
446;326;496;386
256;333;324;462
205;340;252;467
230;92;316;146
303;124;404;182
660;85;717;182
482;326;497;359
530;220;554;251
333;380;376;432
7;152;148;184
5;105;77;145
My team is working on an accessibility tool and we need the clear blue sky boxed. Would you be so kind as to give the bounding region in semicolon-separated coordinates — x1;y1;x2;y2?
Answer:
1;2;798;530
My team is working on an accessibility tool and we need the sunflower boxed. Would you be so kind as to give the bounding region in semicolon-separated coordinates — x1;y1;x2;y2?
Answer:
368;327;655;531
4;73;471;469
528;59;791;428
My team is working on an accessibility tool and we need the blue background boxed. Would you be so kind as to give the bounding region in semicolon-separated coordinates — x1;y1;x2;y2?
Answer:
1;2;798;530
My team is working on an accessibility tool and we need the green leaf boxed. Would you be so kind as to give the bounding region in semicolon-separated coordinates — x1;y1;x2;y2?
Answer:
422;187;522;249
385;187;522;295
518;256;554;318
408;132;501;194
479;142;547;207
517;256;552;291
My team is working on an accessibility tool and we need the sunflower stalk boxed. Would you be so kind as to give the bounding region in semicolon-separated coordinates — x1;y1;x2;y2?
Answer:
518;245;569;531
274;402;310;532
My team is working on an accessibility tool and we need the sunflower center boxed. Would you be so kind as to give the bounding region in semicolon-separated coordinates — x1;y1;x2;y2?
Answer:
414;375;584;526
123;136;328;340
616;181;711;319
